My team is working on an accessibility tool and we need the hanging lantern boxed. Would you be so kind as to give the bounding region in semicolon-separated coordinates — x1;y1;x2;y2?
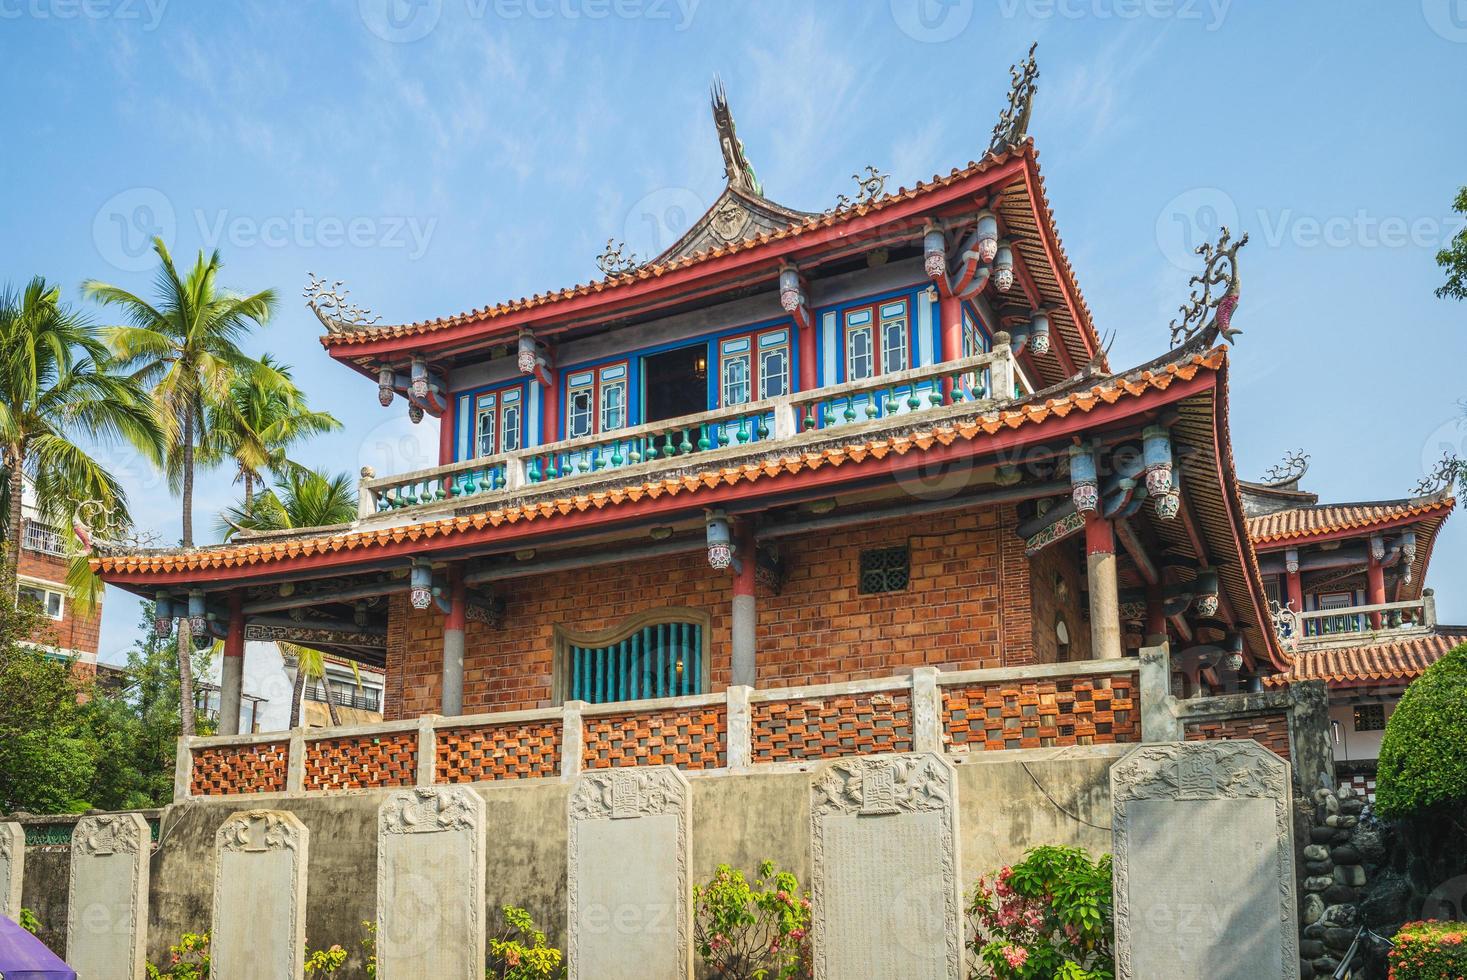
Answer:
992;242;1014;292
975;210;999;263
1069;444;1099;514
377;366;395;407
1029;311;1051;355
1193;569;1220;618
706;510;734;570
923;225;947;280
1142;426;1174;498
410;560;434;611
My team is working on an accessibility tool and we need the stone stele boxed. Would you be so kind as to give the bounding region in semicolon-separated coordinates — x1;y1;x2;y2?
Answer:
210;809;309;980
0;821;23;921
376;786;487;978
810;752;963;980
1111;740;1298;980
67;812;151;980
567;766;691;980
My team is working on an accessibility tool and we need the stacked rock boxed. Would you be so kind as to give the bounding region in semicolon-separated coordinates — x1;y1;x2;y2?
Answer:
1298;784;1368;978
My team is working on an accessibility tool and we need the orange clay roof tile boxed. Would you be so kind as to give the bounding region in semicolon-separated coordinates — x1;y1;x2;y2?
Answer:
1266;627;1467;687
1247;496;1455;544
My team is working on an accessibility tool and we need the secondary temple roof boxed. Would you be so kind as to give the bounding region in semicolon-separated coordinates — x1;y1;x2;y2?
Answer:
1246;494;1455;546
1266;624;1467;688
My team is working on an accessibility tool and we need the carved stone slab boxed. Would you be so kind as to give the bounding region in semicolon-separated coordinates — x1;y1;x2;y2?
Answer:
810;753;962;979
1111;741;1298;979
567;766;691;980
211;810;309;980
0;821;22;921
67;813;150;980
376;787;486;978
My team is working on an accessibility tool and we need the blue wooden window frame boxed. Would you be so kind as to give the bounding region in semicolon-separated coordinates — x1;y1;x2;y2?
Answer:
555;610;710;705
452;380;527;462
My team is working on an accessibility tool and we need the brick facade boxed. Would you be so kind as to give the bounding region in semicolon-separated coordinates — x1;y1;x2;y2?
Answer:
383;506;1072;721
1028;536;1092;664
1184;713;1292;760
17;547;102;662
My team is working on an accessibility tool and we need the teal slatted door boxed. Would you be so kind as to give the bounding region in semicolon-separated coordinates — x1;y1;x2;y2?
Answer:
568;621;703;704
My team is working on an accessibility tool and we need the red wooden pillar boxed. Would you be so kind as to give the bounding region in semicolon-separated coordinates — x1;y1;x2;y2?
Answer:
1144;586;1168;647
220;591;245;736
1285;549;1304;612
541;377;560;445
798;315;818;393
1367;538;1387;629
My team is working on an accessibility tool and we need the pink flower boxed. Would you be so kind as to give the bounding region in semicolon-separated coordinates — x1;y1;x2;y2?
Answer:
1002;945;1029;969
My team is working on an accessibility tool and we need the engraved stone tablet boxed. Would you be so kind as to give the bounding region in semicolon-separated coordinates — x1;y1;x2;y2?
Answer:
376;787;486;979
1111;741;1297;980
67;813;150;980
1;821;23;921
211;810;309;980
567;766;691;980
810;753;962;979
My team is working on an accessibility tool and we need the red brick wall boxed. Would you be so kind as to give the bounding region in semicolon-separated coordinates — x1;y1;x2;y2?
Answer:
1029;537;1091;665
17;548;102;660
1184;713;1292;760
384;506;1047;720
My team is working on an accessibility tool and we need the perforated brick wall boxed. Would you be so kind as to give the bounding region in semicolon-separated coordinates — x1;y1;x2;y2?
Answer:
302;731;417;792
581;704;727;770
1185;713;1292;760
190;741;289;795
750;690;913;763
435;720;562;782
942;674;1139;751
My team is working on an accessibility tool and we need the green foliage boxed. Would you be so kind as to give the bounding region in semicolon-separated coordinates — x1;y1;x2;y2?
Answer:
1436;186;1467;301
146;931;210;979
693;860;812;980
304;944;348;976
1376;643;1467;817
967;845;1114;980
218;468;357;540
18;907;43;936
487;905;564;980
1389;920;1467;978
360;920;377;977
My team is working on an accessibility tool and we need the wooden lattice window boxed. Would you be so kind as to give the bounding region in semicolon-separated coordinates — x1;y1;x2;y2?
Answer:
1353;703;1386;732
859;546;910;594
554;609;711;705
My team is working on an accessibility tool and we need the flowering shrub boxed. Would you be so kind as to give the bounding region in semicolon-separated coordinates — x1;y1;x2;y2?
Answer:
488;905;564;980
303;944;348;976
1388;920;1467;978
360;920;378;977
146;932;210;979
693;860;812;980
967;845;1114;980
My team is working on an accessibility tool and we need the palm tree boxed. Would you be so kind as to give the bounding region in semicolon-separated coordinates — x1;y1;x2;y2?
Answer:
0;278;162;609
206;354;339;514
284;644;344;728
216;469;357;541
84;239;278;735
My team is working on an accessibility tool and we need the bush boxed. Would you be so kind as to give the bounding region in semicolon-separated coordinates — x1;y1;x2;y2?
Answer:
693;861;811;980
147;932;210;979
1376;643;1467;816
1388;921;1467;978
488;905;563;980
967;845;1114;980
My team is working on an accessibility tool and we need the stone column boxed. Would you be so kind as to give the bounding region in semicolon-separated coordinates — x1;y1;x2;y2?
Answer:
67;813;150;980
1138;644;1181;742
0;821;23;921
1085;512;1123;659
442;565;466;716
212;810;309;980
731;522;758;688
219;591;246;736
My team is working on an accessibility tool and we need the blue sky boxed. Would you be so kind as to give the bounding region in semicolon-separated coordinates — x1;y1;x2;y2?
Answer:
3;0;1465;664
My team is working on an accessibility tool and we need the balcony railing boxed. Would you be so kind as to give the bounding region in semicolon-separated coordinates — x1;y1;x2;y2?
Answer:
305;683;382;713
1279;595;1437;650
22;517;65;556
358;347;1026;517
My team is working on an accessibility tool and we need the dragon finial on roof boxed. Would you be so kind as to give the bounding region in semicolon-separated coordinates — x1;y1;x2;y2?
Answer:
1413;451;1462;498
987;41;1040;155
595;238;640;278
711;75;763;197
1260;449;1311;488
1169;227;1248;349
830;165;890;212
304;273;382;334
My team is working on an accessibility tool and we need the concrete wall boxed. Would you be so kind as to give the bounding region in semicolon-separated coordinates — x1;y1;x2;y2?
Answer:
17;746;1122;975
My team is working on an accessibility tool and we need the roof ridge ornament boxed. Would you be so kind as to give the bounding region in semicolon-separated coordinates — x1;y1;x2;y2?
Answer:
595;238;641;277
711;75;763;197
74;498;162;553
987;41;1039;155
1412;451;1462;498
1168;226;1248;349
304;273;382;334
829;165;890;212
1260;449;1311;488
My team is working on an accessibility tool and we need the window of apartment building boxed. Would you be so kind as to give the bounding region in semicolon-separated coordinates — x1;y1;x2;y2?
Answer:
18;582;64;620
554;610;709;705
718;327;790;407
472;385;523;458
1353;703;1386;732
844;300;909;382
566;363;629;440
